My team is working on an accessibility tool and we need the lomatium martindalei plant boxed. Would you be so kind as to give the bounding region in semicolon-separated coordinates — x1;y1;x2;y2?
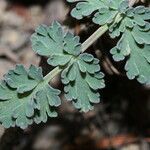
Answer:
0;0;149;129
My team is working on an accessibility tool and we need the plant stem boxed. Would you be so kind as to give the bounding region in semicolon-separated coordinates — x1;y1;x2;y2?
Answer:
44;66;62;83
81;24;108;52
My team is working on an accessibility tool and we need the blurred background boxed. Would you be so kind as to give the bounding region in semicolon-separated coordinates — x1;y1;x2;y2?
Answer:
0;0;150;150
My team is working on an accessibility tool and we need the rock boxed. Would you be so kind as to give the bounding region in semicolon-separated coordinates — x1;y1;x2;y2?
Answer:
33;125;64;150
45;0;69;24
2;11;25;27
18;46;40;67
0;28;29;51
28;5;45;29
0;0;7;24
121;144;140;150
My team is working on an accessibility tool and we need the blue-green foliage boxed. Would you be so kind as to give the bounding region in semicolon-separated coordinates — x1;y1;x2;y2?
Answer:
32;21;105;112
0;21;105;128
0;0;149;129
67;0;150;84
0;65;61;129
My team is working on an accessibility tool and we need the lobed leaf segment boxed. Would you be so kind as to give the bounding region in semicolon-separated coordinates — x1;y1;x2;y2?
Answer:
0;65;61;128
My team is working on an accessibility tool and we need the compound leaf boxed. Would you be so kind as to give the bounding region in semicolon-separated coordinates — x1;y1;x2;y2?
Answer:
125;33;150;84
0;66;61;129
109;5;150;85
61;53;105;112
110;31;132;61
109;6;150;38
67;0;106;19
34;85;61;124
4;65;43;94
67;0;126;24
111;29;150;84
31;21;81;67
0;81;35;128
93;0;128;25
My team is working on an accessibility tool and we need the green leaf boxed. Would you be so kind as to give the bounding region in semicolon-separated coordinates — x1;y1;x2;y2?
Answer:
109;6;150;85
61;53;105;112
31;21;81;67
125;33;150;84
0;81;13;100
93;0;128;25
109;6;150;38
34;85;61;124
67;0;126;24
0;81;35;128
4;65;43;94
0;66;61;129
110;31;132;61
132;25;150;45
67;0;106;19
93;7;118;25
111;30;150;84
